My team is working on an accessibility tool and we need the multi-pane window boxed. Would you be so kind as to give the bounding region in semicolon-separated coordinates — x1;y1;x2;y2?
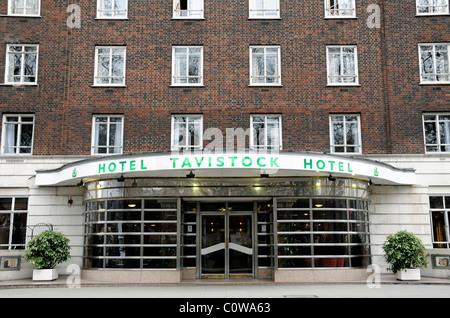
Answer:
250;46;281;85
1;114;34;155
416;0;449;15
429;196;450;249
173;0;204;18
171;115;203;150
5;45;38;85
0;198;28;250
329;114;362;154
419;44;450;84
325;0;356;18
172;47;203;86
92;115;124;154
8;0;40;16
249;0;280;18
250;115;282;150
94;46;126;86
97;0;128;18
327;46;359;85
423;113;450;153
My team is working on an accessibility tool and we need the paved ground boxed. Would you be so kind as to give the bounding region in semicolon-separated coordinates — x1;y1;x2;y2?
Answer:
1;274;450;298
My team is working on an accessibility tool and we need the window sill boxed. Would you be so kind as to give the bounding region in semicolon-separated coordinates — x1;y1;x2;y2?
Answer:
170;85;205;87
324;16;358;19
248;17;281;20
0;83;38;86
326;84;361;87
95;17;129;20
172;17;205;20
415;13;450;17
419;82;450;85
0;14;41;18
91;85;127;88
248;84;283;87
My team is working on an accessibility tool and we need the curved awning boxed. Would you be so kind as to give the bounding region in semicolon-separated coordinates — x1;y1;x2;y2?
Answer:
35;151;416;186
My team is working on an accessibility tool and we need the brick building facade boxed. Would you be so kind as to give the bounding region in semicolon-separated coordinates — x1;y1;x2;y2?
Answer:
0;0;449;282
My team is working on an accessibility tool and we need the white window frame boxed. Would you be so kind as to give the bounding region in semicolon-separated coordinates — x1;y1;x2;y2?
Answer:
249;46;281;86
93;46;126;86
423;113;450;153
329;114;362;154
97;0;128;19
91;115;124;155
429;195;450;249
250;114;282;150
416;0;449;15
418;43;450;84
171;46;204;86
173;0;204;19
0;197;29;250
249;0;280;19
326;45;359;86
8;0;40;17
1;114;35;155
171;115;203;150
324;0;356;18
5;44;39;85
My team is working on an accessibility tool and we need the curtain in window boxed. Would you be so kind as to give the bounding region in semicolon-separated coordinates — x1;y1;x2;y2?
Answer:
189;0;203;17
440;116;450;152
5;122;17;154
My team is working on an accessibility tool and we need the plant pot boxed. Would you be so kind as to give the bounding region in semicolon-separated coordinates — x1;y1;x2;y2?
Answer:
32;268;58;281
396;268;421;281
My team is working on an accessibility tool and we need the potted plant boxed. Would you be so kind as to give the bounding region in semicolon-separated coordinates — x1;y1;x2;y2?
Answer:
24;230;71;281
382;230;428;281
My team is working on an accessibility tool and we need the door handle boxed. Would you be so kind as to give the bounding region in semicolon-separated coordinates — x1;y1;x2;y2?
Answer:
225;237;229;249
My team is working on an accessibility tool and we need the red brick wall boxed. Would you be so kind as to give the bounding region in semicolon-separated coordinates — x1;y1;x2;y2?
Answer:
0;0;448;155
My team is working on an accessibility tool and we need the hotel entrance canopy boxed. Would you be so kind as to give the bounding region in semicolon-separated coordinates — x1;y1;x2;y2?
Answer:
35;151;416;186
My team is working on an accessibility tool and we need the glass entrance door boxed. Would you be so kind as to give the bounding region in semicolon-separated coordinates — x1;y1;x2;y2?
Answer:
200;202;254;279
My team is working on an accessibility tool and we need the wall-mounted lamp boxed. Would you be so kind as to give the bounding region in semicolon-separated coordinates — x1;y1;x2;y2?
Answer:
328;174;336;182
117;174;125;182
368;179;373;186
260;173;269;178
186;171;195;178
77;179;84;187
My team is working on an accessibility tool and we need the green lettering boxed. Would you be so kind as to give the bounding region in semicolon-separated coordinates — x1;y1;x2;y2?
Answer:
181;157;192;168
328;161;335;170
338;162;344;172
119;161;127;171
316;160;325;170
170;158;179;168
195;157;204;167
347;163;353;173
257;157;266;167
141;160;148;170
242;157;252;167
130;160;136;170
217;157;224;167
99;163;106;174
209;157;212;167
108;162;116;172
270;157;279;168
304;159;313;169
228;156;237;167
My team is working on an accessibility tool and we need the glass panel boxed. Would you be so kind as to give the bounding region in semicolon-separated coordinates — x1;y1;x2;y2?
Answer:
0;199;13;211
0;214;11;248
432;211;447;242
229;215;252;274
430;196;444;209
201;215;225;275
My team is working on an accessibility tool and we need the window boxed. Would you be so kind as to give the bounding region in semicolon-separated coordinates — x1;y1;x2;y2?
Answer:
8;0;40;16
249;0;280;18
173;0;204;18
0;198;28;250
419;44;450;84
423;113;450;153
325;0;356;18
171;115;203;150
92;115;124;154
5;45;38;85
429;196;450;249
97;0;128;18
250;115;282;150
250;46;281;86
94;46;126;86
327;46;359;85
416;0;449;15
172;47;203;86
329;114;362;154
1;114;34;154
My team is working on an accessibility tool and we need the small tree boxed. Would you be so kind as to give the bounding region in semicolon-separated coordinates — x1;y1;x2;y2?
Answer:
382;230;428;273
24;230;71;269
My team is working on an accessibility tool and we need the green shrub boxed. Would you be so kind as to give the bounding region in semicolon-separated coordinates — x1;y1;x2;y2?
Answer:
382;230;428;273
24;230;71;269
